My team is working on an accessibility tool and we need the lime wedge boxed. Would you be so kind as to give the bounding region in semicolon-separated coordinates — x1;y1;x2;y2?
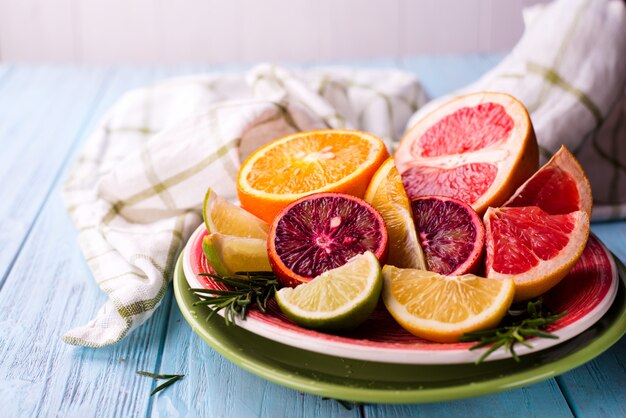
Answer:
203;188;269;238
202;233;271;277
275;251;382;331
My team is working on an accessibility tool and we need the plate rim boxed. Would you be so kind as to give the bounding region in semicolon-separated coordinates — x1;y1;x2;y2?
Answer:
183;224;619;364
174;253;626;404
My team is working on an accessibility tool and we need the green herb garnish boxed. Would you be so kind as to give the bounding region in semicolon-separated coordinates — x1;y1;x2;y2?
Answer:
191;271;281;325
460;298;566;364
136;371;185;396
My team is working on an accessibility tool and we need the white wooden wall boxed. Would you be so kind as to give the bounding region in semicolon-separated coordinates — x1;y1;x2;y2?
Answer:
0;0;548;65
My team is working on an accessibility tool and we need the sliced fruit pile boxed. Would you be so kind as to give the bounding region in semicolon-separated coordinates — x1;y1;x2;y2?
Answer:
483;147;591;301
197;97;593;344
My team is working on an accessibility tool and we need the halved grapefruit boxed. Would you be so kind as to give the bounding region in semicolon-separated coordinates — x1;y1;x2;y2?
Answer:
504;145;592;218
395;92;538;214
484;206;590;302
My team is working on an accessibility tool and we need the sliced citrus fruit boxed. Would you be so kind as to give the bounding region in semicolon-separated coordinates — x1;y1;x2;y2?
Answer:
410;196;484;275
268;192;388;287
382;265;514;343
484;206;589;302
237;129;389;223
203;188;269;239
364;158;427;269
504;145;592;218
202;233;271;277
275;251;382;331
395;92;538;214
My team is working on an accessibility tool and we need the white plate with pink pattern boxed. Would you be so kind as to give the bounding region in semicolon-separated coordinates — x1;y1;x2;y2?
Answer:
182;224;618;364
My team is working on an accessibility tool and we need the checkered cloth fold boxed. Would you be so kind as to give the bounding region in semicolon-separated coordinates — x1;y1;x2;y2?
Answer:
62;65;426;346
64;0;626;347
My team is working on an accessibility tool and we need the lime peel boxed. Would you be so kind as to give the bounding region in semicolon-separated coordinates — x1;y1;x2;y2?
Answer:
275;251;382;331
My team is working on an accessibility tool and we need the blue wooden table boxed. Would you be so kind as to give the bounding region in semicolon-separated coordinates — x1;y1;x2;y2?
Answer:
1;55;624;418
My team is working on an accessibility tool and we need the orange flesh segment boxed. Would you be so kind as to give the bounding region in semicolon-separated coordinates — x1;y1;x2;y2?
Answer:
246;132;375;195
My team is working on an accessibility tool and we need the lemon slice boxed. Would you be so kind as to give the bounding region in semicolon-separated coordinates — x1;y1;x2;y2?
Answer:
203;188;269;238
202;233;271;277
364;158;427;269
275;252;382;331
382;265;514;342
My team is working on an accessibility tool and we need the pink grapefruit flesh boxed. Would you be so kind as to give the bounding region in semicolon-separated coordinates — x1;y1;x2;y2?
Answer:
396;92;538;214
484;206;590;301
504;145;592;218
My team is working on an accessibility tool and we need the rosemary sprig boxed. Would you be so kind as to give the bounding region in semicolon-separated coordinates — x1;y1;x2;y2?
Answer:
136;371;185;396
191;271;281;325
460;298;567;364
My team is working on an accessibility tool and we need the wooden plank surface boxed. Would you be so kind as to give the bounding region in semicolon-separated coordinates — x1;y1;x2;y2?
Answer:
0;58;624;418
0;66;108;286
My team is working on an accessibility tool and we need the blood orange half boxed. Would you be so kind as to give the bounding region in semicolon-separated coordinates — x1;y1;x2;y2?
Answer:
484;206;590;302
504;145;592;218
268;192;388;287
395;92;538;214
411;196;484;276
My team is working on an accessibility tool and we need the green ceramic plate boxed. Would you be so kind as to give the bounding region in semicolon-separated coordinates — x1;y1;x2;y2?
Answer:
174;254;626;404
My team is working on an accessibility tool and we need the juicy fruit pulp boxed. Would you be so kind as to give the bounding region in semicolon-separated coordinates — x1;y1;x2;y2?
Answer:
484;206;590;301
237;129;389;223
410;196;484;275
268;193;388;287
202;234;271;277
275;251;382;331
382;266;515;343
504;145;592;218
203;188;269;239
364;158;427;269
395;92;538;214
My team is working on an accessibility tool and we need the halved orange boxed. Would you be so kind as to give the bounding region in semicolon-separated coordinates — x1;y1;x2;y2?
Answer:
237;130;389;223
484;206;589;302
395;92;538;215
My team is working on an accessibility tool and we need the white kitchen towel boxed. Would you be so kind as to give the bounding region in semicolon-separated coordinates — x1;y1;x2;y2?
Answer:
62;65;427;347
408;0;626;220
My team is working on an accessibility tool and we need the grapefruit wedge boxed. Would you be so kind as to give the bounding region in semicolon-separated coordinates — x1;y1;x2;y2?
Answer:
396;92;538;214
484;206;590;302
504;145;592;218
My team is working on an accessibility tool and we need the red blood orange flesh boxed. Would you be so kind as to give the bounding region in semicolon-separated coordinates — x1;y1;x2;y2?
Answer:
410;196;484;275
268;192;388;287
484;206;589;301
396;92;538;214
504;145;592;218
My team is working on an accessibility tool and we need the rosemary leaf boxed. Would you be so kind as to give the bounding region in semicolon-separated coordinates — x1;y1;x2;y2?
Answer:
462;297;566;364
136;371;179;379
150;375;184;396
191;270;281;326
136;371;185;396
